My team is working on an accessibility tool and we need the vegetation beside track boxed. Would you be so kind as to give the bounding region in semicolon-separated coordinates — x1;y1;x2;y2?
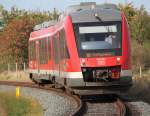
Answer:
0;92;42;116
128;72;150;104
0;3;149;67
0;71;32;82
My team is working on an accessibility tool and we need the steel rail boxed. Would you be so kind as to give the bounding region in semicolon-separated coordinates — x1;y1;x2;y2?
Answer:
115;98;133;116
0;81;83;116
0;81;135;116
75;94;133;116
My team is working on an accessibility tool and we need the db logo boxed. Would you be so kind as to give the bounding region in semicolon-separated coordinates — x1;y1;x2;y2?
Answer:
97;60;106;65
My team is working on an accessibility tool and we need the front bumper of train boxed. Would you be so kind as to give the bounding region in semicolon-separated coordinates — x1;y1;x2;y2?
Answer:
67;76;132;95
65;70;132;94
66;75;132;87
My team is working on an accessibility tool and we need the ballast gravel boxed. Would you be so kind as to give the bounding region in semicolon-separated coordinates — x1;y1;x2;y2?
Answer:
1;85;150;116
128;102;150;116
83;102;118;116
0;85;77;116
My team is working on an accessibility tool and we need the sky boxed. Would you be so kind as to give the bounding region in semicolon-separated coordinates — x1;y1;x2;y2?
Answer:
0;0;149;12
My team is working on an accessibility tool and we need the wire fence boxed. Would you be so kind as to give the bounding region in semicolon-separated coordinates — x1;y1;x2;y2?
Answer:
0;62;149;78
0;63;28;73
132;64;150;78
0;63;29;81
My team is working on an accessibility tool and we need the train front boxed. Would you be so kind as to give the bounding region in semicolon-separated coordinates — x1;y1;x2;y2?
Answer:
65;4;132;94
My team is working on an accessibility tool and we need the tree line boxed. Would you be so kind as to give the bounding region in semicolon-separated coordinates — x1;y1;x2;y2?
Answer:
0;5;59;63
119;3;150;71
0;3;150;71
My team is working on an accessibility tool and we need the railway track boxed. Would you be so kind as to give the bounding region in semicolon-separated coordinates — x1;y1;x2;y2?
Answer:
115;98;131;116
0;81;141;116
0;81;82;116
75;94;133;116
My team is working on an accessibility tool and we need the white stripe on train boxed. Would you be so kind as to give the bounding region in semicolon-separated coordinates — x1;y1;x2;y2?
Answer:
29;26;64;41
29;69;132;78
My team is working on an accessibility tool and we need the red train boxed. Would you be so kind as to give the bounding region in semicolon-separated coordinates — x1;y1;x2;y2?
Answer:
29;3;132;94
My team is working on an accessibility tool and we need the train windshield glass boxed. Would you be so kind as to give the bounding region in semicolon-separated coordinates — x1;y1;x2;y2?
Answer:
74;22;122;57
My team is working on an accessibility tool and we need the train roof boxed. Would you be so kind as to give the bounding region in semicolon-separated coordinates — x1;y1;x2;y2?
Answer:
65;2;121;23
65;2;119;14
70;8;121;23
33;20;57;31
33;2;121;31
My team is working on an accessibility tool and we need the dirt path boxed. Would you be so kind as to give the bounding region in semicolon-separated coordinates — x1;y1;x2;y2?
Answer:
0;105;7;116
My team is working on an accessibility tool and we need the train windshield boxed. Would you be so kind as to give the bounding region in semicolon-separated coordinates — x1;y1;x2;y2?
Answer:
74;22;122;57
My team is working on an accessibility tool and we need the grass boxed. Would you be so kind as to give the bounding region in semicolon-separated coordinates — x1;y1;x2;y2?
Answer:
0;71;32;82
127;72;150;104
143;40;150;49
0;92;43;116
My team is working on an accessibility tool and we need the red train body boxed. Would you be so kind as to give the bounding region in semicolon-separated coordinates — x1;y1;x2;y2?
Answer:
29;3;132;94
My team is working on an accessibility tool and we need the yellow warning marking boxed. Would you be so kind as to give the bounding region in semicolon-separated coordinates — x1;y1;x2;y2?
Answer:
16;86;20;98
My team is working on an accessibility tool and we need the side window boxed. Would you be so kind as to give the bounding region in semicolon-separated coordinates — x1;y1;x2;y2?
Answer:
29;41;36;60
60;30;65;59
39;39;48;64
53;34;59;64
47;37;51;59
60;29;70;59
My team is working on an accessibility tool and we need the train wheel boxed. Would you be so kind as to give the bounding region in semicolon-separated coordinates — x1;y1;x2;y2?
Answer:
29;73;33;80
65;87;75;95
52;76;55;84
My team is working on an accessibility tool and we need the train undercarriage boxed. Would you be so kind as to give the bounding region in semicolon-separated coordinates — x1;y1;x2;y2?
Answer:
29;68;132;95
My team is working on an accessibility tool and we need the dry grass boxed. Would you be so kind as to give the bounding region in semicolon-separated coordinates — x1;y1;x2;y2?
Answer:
0;70;150;104
0;92;43;116
0;71;32;82
0;106;7;116
128;72;150;104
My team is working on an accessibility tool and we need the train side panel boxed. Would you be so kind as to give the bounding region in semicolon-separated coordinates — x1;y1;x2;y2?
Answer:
28;4;133;94
121;13;132;80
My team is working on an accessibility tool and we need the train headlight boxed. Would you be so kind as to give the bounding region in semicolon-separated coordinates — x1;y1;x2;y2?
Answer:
94;13;98;17
111;69;120;79
117;57;120;61
81;62;86;67
81;59;86;66
116;57;120;65
82;68;86;72
82;59;86;62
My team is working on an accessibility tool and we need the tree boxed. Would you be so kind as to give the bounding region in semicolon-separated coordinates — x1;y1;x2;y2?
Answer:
0;6;60;63
119;3;150;74
0;5;5;30
131;5;150;45
119;3;137;23
51;8;59;20
1;16;34;63
119;4;150;45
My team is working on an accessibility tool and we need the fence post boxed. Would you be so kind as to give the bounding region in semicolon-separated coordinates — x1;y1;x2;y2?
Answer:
8;63;10;73
140;66;142;78
24;62;26;71
16;63;18;73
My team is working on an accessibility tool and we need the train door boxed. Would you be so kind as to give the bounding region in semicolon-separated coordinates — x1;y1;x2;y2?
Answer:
47;37;52;71
51;37;55;81
58;32;63;80
53;32;67;84
59;30;66;78
58;29;69;85
52;33;60;82
35;40;40;74
58;29;70;85
58;32;65;85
